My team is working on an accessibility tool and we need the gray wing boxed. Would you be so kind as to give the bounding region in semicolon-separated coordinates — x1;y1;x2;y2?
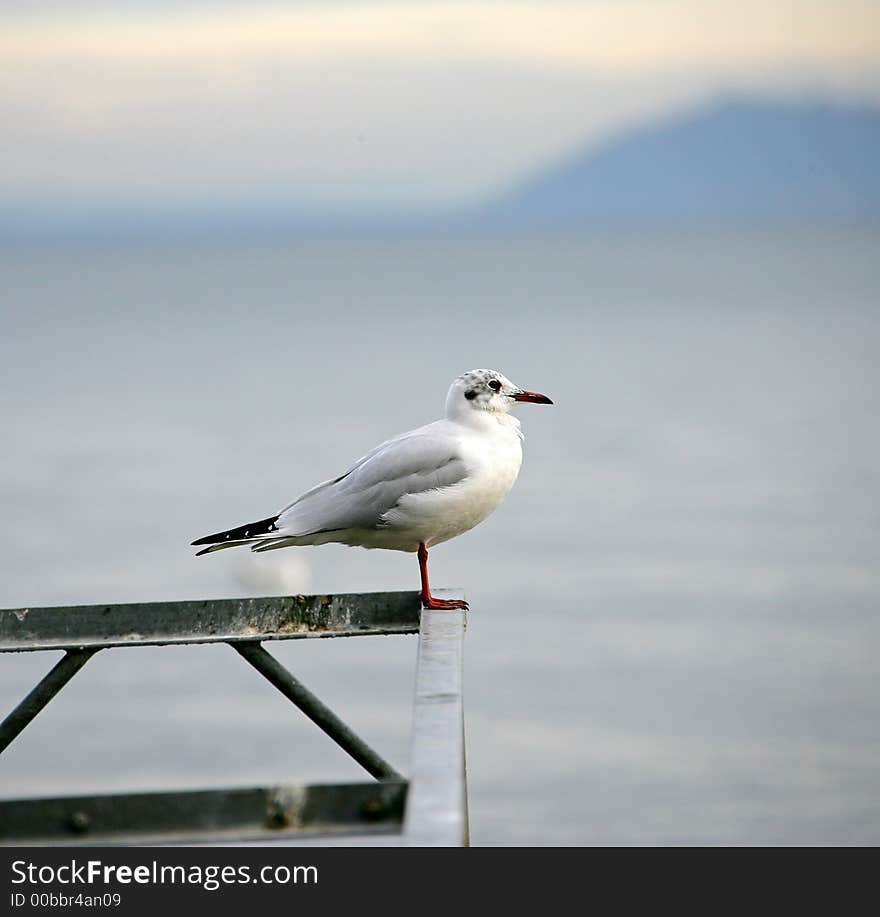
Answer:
275;422;467;536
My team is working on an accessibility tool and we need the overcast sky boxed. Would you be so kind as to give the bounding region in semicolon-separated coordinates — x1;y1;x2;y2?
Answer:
3;1;879;213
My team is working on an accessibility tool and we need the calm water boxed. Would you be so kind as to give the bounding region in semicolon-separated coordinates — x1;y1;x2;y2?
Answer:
1;227;879;844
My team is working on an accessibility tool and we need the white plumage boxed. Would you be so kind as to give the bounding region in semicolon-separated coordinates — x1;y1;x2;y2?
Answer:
192;369;552;609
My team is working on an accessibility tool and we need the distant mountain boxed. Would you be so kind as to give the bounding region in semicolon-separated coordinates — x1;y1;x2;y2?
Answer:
482;98;880;226
3;96;878;242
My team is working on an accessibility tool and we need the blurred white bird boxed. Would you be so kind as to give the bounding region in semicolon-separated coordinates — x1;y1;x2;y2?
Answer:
192;369;553;609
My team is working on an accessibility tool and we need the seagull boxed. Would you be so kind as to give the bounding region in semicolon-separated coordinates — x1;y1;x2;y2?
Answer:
192;369;553;610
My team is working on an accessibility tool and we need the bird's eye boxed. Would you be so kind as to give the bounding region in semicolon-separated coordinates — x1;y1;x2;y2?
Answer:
488;379;501;391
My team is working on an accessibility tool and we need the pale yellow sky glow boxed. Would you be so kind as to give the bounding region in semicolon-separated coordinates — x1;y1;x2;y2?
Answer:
3;1;879;72
2;1;878;209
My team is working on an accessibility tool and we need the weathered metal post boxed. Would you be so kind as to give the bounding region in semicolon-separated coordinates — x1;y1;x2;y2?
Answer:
403;598;469;846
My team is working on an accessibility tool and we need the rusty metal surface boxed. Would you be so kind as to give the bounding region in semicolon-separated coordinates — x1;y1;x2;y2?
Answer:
0;591;421;653
0;781;407;846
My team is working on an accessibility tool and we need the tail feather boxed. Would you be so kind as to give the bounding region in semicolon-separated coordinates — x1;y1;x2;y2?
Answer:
191;515;280;550
251;537;300;553
195;539;259;557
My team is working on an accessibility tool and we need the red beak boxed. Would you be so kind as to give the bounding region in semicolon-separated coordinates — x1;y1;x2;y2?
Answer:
512;389;553;405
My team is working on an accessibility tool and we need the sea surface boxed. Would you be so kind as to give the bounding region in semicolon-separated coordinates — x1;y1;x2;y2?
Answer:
1;226;879;844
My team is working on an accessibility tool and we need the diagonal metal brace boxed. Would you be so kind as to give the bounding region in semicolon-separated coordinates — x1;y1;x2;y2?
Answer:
232;641;401;782
0;649;98;755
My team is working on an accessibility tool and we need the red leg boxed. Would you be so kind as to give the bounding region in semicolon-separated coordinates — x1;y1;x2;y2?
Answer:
417;542;468;610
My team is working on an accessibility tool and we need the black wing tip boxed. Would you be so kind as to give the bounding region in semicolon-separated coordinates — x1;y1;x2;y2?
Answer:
191;515;280;548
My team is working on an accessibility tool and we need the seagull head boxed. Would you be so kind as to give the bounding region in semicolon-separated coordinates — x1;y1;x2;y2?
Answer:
446;368;553;418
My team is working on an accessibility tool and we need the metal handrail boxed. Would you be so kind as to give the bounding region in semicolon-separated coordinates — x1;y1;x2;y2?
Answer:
0;590;468;846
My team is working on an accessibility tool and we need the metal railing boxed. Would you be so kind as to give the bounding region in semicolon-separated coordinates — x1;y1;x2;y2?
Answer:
0;590;468;846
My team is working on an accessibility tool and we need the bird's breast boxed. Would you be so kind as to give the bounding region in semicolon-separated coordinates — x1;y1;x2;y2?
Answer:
399;424;523;548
